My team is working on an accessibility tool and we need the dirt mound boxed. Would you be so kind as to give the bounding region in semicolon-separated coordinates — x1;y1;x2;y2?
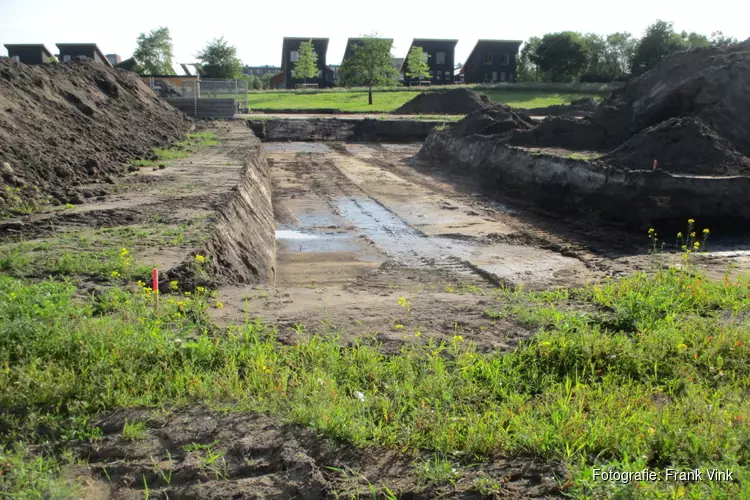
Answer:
603;117;750;175
504;44;750;175
393;88;492;115
451;104;535;136
0;59;191;212
525;96;599;117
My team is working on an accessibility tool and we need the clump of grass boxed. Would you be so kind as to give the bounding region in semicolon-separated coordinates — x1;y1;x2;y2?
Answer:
0;445;81;498
131;131;218;167
122;421;147;441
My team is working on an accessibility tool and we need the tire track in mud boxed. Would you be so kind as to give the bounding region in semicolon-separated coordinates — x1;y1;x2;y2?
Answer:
285;150;511;286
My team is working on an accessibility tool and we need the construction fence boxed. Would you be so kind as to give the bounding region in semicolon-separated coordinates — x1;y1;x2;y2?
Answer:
146;78;249;118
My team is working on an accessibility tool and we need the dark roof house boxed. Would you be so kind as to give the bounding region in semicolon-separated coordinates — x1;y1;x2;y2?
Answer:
115;57;138;71
462;39;523;84
56;43;112;66
243;65;282;76
4;44;53;65
280;37;331;89
400;38;458;85
342;37;394;61
106;53;121;65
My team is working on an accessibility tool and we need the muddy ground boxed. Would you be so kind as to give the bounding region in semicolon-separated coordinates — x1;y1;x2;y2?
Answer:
5;120;750;498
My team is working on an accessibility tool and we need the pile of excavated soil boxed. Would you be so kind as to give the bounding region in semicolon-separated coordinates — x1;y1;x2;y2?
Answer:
393;88;492;115
506;44;750;175
0;59;191;209
451;104;536;136
524;96;599;117
604;117;750;175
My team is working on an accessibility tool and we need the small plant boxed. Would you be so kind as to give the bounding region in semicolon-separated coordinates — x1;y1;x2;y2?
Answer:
474;475;503;495
122;421;147;441
414;454;460;486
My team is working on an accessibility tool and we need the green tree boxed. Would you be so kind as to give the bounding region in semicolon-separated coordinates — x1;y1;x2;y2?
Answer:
133;27;175;75
531;32;589;82
710;31;739;47
261;72;275;89
681;31;710;48
339;35;398;105
405;46;430;83
603;32;637;79
294;40;319;84
196;37;242;79
516;37;542;82
630;20;687;75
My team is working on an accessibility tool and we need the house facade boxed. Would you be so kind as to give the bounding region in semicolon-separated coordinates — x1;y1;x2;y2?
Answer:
56;43;112;66
4;44;53;65
243;65;282;77
280;37;331;89
462;40;523;83
401;39;458;85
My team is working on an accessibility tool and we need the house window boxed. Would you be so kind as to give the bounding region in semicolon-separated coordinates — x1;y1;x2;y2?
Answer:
492;71;498;82
437;73;442;80
436;52;445;64
484;72;489;82
11;55;20;62
290;51;299;62
501;53;510;65
483;53;492;65
501;72;507;82
445;70;452;79
63;55;71;62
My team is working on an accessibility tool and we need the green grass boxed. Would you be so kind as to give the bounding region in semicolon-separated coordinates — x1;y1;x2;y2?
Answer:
122;420;147;441
131;131;219;167
247;89;603;113
1;246;749;497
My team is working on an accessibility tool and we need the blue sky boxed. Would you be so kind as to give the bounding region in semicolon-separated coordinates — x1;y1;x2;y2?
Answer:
1;0;746;67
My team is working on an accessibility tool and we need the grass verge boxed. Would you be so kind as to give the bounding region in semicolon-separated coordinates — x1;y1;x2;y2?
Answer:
1;245;748;497
247;90;603;113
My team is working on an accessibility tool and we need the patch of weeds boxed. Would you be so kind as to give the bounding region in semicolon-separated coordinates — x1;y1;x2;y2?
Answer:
131;131;219;167
414;454;460;486
564;152;603;161
473;475;503;496
0;445;81;498
122;420;147;441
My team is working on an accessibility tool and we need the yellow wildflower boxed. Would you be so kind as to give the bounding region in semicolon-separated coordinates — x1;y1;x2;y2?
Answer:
194;254;206;263
169;280;179;291
694;241;701;249
214;301;224;309
677;343;688;350
688;218;695;225
394;324;404;330
677;232;683;238
453;335;464;343
119;248;129;258
196;286;206;293
414;331;422;337
110;271;120;278
703;228;710;235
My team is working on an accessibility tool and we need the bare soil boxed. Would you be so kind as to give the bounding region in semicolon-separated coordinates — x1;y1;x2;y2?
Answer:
0;59;191;209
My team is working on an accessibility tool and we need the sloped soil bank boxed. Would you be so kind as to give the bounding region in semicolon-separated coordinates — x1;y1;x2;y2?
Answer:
247;118;442;142
523;97;599;117
73;407;563;499
393;88;493;115
420;129;750;229
0;59;191;210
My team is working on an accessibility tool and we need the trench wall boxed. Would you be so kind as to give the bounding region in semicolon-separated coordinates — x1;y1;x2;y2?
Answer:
420;130;750;228
248;118;443;142
167;132;275;289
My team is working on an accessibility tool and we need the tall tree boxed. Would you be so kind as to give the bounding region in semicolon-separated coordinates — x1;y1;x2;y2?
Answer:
531;32;589;82
604;32;637;79
261;72;275;89
294;40;319;84
405;46;430;83
133;27;175;75
681;31;710;48
581;33;607;81
516;37;542;82
339;35;398;104
710;31;738;47
630;20;687;75
196;37;242;79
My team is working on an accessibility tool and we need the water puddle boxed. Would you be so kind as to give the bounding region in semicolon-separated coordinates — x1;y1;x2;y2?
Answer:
275;230;319;240
276;227;369;254
264;142;331;153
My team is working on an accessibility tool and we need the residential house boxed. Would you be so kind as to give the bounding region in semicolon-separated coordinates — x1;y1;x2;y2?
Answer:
400;39;458;85
56;43;112;66
106;53;122;66
4;44;53;65
461;40;522;83
280;37;331;88
243;65;282;77
114;57;138;71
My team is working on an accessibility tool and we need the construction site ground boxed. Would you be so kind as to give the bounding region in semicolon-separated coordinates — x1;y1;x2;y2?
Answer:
3;121;750;498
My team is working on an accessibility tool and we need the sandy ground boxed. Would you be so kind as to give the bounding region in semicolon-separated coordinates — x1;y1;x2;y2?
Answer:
210;140;750;352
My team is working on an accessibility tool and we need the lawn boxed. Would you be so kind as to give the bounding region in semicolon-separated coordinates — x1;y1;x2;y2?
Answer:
247;89;604;113
1;227;749;497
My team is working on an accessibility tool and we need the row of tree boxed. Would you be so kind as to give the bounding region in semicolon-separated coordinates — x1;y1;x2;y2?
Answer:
517;20;740;83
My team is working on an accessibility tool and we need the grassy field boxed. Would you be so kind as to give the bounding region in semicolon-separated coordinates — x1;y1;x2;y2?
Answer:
1;215;749;497
247;89;604;113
